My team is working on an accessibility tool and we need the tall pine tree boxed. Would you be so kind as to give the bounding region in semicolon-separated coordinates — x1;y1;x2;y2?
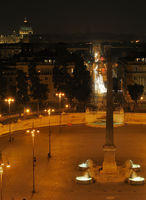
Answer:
28;63;48;112
16;69;29;106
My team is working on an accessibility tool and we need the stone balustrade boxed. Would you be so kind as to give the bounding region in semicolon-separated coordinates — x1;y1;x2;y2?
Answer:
0;111;145;136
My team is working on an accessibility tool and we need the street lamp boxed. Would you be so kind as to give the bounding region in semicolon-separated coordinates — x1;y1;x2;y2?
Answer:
0;162;11;200
56;92;65;110
65;104;69;109
140;96;144;100
24;108;30;114
5;98;15;114
56;92;65;132
26;128;39;193
44;108;55;158
65;104;70;114
5;98;15;142
0;165;3;200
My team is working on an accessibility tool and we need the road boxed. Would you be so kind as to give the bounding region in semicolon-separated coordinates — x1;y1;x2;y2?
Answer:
0;124;146;200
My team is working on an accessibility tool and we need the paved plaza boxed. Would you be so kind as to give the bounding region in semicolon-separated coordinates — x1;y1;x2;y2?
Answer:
0;124;146;200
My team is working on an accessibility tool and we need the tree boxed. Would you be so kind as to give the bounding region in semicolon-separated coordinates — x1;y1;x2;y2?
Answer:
72;56;92;111
53;45;74;102
16;69;29;107
53;52;92;111
55;43;70;66
28;63;48;112
127;83;144;111
0;68;8;113
0;69;7;100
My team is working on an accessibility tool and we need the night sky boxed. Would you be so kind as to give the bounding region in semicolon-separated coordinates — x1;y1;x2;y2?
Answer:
1;0;146;35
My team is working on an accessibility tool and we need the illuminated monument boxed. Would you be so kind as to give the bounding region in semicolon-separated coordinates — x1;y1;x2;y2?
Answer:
19;18;33;39
0;18;33;44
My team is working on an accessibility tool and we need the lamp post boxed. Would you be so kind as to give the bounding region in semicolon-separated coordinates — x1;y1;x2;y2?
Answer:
44;108;55;158
5;98;15;142
56;92;65;132
0;162;11;200
26;128;39;193
0;165;3;200
32;130;36;194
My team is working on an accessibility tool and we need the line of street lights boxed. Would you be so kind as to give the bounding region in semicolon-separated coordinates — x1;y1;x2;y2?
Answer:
4;94;67;144
25;107;55;194
3;94;67;195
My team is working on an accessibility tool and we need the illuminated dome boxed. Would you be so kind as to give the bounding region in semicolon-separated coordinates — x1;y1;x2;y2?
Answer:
19;18;33;37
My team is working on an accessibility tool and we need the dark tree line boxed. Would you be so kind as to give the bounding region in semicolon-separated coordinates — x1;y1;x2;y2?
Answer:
0;64;48;113
127;83;144;111
53;46;92;112
0;44;92;113
16;69;29;106
28;64;48;112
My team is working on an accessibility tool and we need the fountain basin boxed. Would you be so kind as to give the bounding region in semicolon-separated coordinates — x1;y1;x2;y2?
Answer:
132;164;141;172
87;121;124;128
78;162;88;170
128;177;145;185
76;176;93;184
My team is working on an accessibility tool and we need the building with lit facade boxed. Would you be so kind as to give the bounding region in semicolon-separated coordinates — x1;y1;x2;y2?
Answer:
0;18;33;44
15;61;55;103
91;41;146;110
19;18;33;39
119;54;146;101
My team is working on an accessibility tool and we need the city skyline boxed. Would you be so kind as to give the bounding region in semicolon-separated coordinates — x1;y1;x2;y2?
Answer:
1;1;146;35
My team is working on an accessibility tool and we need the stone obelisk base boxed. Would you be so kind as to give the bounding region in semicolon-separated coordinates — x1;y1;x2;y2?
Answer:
96;145;124;182
102;145;117;173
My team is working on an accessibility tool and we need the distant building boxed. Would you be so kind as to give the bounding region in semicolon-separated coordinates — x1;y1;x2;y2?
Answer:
0;32;20;44
0;18;33;44
15;62;55;103
0;43;21;58
119;54;146;101
19;18;33;39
